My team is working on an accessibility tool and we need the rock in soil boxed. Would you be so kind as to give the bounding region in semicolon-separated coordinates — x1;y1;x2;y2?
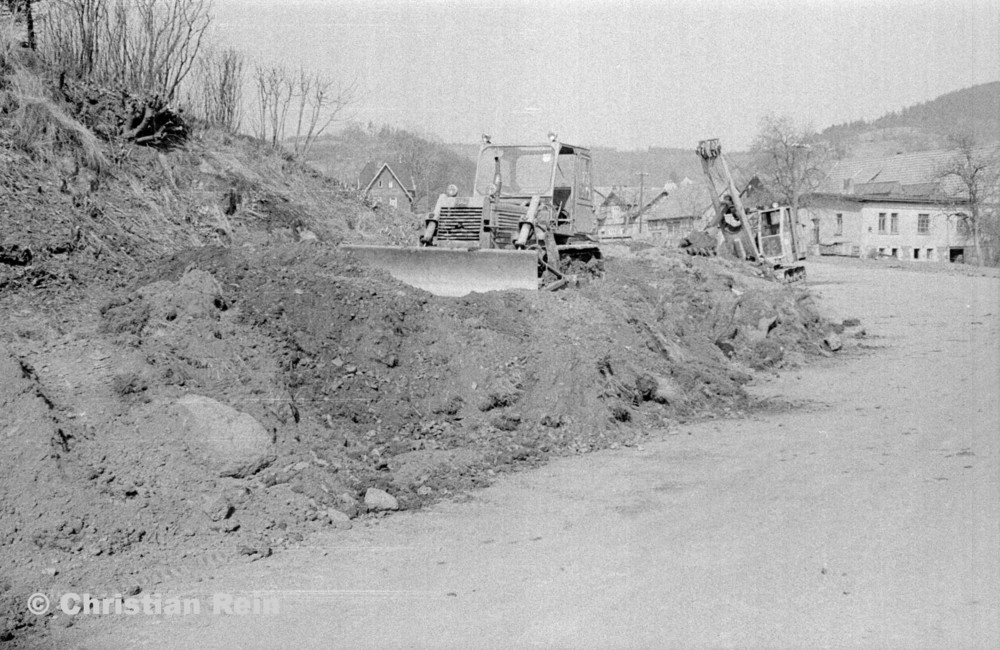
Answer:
364;488;399;511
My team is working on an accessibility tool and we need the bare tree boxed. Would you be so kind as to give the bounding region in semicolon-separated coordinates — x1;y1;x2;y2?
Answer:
36;0;106;75
291;66;312;153
251;62;357;156
295;73;357;158
195;45;244;131
388;127;436;208
105;0;211;100
37;0;211;101
936;134;1000;266
750;114;831;225
252;63;295;146
3;0;37;49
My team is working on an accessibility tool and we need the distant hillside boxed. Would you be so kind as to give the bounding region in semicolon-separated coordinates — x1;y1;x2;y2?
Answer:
821;81;1000;156
304;124;477;209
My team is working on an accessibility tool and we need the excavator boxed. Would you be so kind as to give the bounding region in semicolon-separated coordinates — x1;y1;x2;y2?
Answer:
342;134;602;296
691;138;806;282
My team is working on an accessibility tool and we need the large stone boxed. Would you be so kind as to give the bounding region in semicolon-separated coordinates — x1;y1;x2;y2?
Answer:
364;487;399;511
174;394;275;478
636;373;685;405
746;315;778;343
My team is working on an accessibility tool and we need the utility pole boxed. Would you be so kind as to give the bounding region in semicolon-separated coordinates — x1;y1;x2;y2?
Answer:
635;171;648;235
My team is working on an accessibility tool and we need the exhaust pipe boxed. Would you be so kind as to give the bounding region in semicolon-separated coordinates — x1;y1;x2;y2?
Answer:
514;195;541;249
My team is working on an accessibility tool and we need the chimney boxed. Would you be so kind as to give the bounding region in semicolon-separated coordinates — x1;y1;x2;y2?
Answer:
843;178;854;194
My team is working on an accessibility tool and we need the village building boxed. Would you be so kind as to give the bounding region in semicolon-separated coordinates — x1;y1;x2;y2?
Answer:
593;186;645;240
801;150;975;262
357;161;417;211
635;185;704;246
592;180;709;244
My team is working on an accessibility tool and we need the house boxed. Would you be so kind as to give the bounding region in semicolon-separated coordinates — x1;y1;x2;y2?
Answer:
593;181;713;243
635;185;705;246
801;150;974;262
594;186;663;240
358;161;417;211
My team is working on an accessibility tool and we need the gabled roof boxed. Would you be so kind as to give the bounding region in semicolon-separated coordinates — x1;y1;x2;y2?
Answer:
640;186;706;222
816;149;966;199
359;161;417;200
597;186;658;208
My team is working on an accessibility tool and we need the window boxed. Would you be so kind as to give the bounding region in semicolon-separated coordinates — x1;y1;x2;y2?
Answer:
377;180;383;188
388;181;394;189
878;212;887;233
890;213;899;234
474;145;555;196
389;197;398;208
835;213;843;235
579;157;593;201
917;213;929;235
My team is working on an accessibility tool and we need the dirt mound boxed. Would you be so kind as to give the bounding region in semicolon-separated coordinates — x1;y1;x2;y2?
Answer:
0;237;836;641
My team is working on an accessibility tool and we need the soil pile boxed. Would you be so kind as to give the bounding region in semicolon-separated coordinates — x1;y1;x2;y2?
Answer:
0;232;835;640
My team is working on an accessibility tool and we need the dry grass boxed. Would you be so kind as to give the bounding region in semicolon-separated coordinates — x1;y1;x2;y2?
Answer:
0;34;107;174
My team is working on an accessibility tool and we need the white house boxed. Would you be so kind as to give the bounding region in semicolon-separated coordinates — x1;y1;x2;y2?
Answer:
802;150;975;262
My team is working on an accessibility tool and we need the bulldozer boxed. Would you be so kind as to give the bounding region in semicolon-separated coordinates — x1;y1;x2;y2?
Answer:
342;134;602;296
689;138;806;282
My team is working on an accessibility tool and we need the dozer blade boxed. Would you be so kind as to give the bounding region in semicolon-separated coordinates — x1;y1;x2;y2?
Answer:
341;245;539;297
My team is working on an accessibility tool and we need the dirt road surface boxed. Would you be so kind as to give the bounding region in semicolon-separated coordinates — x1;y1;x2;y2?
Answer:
46;259;999;649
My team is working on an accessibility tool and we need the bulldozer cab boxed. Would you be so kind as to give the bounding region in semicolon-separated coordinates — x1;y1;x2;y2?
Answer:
472;143;596;234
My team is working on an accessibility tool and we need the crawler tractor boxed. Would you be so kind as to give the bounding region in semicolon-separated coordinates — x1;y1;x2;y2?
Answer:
343;135;602;296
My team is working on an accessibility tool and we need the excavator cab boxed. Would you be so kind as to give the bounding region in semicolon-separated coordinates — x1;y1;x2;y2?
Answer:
753;205;806;281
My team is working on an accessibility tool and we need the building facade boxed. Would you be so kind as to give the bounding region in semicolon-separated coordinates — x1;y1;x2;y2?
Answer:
358;162;417;211
804;194;971;261
802;150;975;262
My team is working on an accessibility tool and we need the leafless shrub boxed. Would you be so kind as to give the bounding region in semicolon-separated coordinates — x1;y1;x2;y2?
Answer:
36;0;211;101
252;63;293;146
292;72;357;158
193;45;244;131
253;62;357;156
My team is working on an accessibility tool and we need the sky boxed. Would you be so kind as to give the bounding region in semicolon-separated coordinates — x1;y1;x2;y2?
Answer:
212;0;1000;151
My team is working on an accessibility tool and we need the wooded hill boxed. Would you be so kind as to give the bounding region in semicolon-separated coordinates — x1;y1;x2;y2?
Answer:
821;81;1000;156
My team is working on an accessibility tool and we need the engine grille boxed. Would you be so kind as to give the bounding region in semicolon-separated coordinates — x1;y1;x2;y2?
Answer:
493;206;526;242
436;205;483;242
